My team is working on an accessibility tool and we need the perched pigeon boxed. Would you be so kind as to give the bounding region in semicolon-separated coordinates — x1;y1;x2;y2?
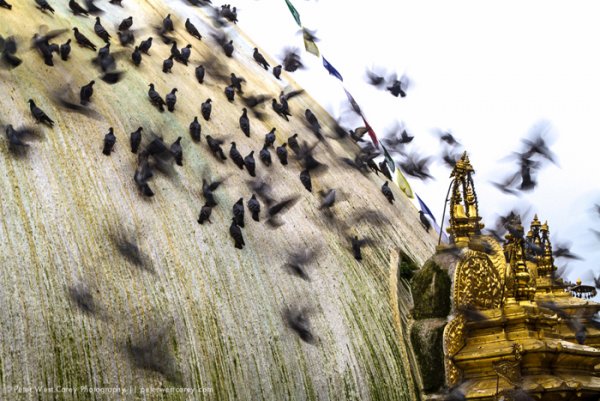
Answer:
28;99;54;127
201;98;212;121
253;48;269;70
94;17;111;43
102;127;116;155
189;117;201;142
185;18;202;40
165;88;177;112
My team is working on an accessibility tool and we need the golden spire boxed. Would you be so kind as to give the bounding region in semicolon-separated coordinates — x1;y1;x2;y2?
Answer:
538;220;555;280
446;152;484;247
524;215;543;263
504;215;535;301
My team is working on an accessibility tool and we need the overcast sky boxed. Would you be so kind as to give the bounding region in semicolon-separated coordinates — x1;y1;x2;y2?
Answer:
231;0;600;284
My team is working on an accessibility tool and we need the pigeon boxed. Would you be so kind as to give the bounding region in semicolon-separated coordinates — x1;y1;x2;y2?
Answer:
0;0;12;9
419;211;432;232
247;194;260;221
553;242;583;260
0;35;21;69
124;325;181;385
165;88;177;112
288;133;300;154
387;77;408;97
305;109;320;131
117;30;135;47
264;128;276;148
220;4;238;23
69;0;88;16
276;144;288;165
130;127;142;153
28;99;54;127
35;0;55;13
283;305;315;344
195;65;205;83
185;19;202;40
399;152;433;180
162;55;174;73
273;65;282;80
170;137;182;166
229;219;245;249
378;160;392;180
438;130;460;146
266;196;299;227
169;42;182;60
253;48;269;70
85;0;103;14
205;135;227;161
101;70;125;85
189;117;201;142
381;182;394;204
223;40;234;57
224;85;235;102
102;127;116;155
94;17;111;43
59;39;71;61
232;198;245;228
239;108;250;137
80;80;95;105
163;14;174;32
119;16;133;31
259;145;272;166
201;99;212;121
67;284;99;315
230;73;244;93
351;236;372;261
31;30;64;66
5;124;36;151
139;37;152;54
131;46;141;65
281;47;304;72
282;247;320;281
202;177;225;207
272;99;290;121
180;44;191;64
229;142;244;169
147;83;165;112
197;204;212;224
244;151;256;177
299;169;311;192
134;153;154;197
318;189;337;210
73;27;97;51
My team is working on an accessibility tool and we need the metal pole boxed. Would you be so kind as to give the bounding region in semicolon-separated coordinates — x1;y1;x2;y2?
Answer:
438;179;455;246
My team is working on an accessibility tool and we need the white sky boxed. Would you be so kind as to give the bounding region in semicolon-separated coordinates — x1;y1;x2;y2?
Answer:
233;0;600;283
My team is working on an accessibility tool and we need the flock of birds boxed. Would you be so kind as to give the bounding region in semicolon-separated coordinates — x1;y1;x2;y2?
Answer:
2;0;600;399
0;0;440;389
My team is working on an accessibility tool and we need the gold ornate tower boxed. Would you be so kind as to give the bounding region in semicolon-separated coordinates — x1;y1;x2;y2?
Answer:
419;152;600;400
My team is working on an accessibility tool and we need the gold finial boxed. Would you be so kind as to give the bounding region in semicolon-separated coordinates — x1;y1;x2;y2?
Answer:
531;215;541;227
446;151;484;246
451;151;474;178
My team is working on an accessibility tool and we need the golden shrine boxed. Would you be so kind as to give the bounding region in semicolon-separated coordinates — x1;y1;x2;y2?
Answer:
411;153;600;401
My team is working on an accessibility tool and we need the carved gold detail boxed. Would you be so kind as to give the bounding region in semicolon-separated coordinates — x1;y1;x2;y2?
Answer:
453;250;503;310
443;313;466;387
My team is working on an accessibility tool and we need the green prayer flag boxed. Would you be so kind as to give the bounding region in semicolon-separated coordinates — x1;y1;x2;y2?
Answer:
285;0;302;27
